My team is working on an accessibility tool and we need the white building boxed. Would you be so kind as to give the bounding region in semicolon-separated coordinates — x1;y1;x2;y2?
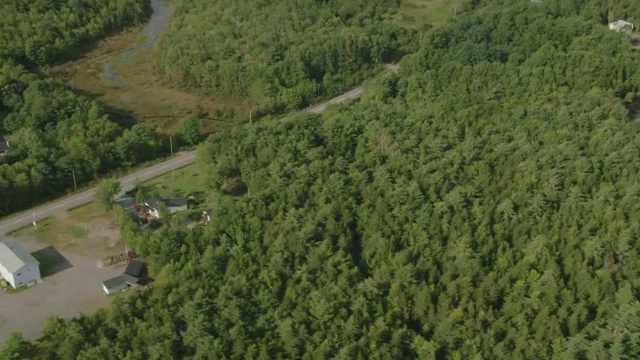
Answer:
102;275;128;295
0;240;40;289
609;20;634;35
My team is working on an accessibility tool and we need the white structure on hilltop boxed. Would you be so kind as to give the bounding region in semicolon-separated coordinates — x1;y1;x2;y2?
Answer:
0;240;40;289
609;20;634;35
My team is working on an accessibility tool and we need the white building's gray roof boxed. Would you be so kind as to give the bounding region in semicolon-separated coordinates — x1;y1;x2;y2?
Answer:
0;240;38;273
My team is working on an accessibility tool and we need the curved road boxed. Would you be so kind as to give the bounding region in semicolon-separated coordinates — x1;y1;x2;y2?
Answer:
0;64;400;235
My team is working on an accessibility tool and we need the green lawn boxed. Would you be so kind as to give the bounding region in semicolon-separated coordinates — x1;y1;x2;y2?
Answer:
136;164;203;199
393;0;454;29
68;201;108;222
8;216;89;249
4;284;31;294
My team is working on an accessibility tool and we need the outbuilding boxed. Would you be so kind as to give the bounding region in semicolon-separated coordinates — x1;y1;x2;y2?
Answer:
102;275;128;295
0;240;40;289
122;259;145;285
102;259;147;295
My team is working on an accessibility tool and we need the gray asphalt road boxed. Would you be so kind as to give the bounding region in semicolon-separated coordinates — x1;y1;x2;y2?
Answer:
0;152;196;235
0;65;401;235
306;64;397;114
307;87;364;114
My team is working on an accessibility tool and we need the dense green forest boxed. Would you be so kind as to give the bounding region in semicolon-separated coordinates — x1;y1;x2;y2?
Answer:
0;0;149;66
158;0;417;113
0;0;153;216
4;0;640;359
0;62;161;213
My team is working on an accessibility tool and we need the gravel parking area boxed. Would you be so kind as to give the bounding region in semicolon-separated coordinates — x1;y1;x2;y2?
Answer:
0;211;127;345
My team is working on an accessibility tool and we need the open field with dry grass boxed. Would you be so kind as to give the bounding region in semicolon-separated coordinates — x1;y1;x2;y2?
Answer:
48;0;239;135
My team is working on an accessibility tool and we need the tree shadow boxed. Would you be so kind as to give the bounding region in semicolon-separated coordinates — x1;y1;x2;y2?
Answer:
627;95;640;121
138;277;154;286
31;246;73;278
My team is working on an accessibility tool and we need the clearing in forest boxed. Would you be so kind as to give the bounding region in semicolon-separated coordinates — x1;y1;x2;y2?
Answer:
392;0;457;29
131;164;214;222
48;0;238;134
1;202;124;345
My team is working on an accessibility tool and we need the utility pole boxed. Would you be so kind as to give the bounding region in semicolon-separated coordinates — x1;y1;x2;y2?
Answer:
245;99;257;124
170;136;173;155
72;169;77;191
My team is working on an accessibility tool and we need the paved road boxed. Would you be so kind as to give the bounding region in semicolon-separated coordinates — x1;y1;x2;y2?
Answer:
307;87;364;114
306;64;398;114
0;64;401;235
0;152;196;235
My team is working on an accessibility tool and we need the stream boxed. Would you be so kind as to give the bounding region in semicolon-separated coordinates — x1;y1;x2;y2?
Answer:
103;0;175;85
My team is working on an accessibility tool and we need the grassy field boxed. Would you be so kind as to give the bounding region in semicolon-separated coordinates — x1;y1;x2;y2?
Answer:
9;217;87;249
49;26;238;135
68;201;109;222
393;0;455;29
9;202;111;250
137;164;203;199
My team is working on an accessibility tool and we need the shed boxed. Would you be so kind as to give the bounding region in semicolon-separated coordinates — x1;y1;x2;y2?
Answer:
0;240;40;289
102;275;128;295
145;197;188;218
122;259;145;285
166;198;188;213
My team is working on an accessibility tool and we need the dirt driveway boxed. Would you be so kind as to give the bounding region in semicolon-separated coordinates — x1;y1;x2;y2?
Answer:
0;208;127;345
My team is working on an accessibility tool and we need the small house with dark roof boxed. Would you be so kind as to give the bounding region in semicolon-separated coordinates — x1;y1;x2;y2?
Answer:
102;259;147;295
0;135;9;155
144;197;188;218
123;259;145;285
102;276;128;295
